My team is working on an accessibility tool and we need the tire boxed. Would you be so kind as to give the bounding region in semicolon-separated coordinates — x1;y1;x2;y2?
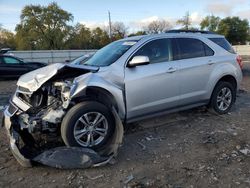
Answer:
210;81;236;114
61;101;115;149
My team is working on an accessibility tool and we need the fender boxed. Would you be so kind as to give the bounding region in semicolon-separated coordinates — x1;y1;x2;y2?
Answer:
71;73;126;120
205;62;242;99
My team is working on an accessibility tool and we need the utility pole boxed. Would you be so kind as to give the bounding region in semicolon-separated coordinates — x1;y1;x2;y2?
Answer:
108;11;112;40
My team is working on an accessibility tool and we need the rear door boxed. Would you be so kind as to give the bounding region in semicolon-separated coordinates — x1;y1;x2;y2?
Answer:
174;37;215;105
125;38;180;120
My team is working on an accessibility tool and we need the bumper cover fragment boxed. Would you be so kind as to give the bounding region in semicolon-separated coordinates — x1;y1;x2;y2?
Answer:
3;106;123;169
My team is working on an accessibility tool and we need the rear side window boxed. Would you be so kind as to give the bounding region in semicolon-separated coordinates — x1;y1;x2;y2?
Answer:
209;38;235;54
174;38;214;60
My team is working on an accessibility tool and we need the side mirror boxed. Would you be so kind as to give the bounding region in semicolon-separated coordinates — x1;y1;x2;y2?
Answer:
128;56;150;67
65;59;70;63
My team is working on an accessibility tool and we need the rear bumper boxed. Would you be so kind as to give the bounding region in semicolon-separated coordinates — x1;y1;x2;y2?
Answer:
236;65;243;91
3;108;32;167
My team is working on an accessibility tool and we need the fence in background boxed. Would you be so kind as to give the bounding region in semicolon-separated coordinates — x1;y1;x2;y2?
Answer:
8;45;250;64
233;45;250;56
9;50;97;64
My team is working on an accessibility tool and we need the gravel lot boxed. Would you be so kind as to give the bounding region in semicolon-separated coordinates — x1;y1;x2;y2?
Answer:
0;61;250;188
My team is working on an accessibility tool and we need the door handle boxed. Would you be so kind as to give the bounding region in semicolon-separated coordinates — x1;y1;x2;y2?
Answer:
208;60;215;65
166;67;176;73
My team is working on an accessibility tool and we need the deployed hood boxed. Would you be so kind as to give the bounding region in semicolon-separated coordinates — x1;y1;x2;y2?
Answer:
17;63;99;92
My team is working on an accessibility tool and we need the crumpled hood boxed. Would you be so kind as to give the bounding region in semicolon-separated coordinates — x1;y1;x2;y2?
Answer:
17;63;99;92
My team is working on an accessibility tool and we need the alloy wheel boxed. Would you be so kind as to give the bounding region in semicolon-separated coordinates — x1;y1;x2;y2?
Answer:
73;112;108;147
216;87;232;111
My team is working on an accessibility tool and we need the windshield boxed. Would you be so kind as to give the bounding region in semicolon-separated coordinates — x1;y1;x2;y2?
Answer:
84;40;137;67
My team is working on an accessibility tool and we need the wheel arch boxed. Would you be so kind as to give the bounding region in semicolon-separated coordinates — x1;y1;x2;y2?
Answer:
216;75;237;90
71;86;125;120
209;74;237;104
86;86;118;109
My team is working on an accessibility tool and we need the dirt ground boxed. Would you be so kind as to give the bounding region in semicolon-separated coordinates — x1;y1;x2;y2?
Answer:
0;62;250;188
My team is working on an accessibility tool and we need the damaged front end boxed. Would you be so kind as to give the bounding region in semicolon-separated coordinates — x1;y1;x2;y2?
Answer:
3;63;124;169
17;80;72;133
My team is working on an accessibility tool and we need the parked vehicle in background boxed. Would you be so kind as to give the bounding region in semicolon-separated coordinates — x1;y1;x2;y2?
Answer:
0;49;47;79
3;30;243;166
68;54;94;65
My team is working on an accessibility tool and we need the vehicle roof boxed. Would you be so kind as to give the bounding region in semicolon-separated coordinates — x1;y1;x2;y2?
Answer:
0;54;18;58
0;48;11;54
0;54;24;61
122;32;224;42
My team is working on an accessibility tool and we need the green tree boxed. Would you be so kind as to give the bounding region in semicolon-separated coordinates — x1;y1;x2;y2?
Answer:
15;2;73;50
128;31;147;37
67;23;92;49
0;26;16;49
91;27;110;49
200;15;221;32
217;17;249;45
177;11;192;30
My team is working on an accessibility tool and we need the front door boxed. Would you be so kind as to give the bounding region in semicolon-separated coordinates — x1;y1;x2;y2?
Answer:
124;38;180;120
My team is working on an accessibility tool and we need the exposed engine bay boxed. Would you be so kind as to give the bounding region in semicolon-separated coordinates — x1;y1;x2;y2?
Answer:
17;80;72;134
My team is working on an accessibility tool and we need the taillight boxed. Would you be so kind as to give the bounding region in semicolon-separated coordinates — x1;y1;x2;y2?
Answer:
236;55;243;69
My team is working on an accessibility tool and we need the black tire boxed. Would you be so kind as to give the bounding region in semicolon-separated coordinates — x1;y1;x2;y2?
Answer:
210;81;236;114
61;101;115;149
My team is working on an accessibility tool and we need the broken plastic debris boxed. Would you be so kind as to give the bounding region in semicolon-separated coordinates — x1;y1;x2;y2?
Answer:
239;148;250;155
137;141;146;150
202;134;218;144
33;147;107;169
32;107;124;169
124;174;134;184
85;174;104;180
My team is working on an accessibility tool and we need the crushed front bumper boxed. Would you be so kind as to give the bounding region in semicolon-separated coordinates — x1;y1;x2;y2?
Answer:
3;107;32;167
3;104;124;169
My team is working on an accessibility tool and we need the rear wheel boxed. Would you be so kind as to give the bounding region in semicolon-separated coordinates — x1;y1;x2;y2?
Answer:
61;101;115;149
210;81;236;114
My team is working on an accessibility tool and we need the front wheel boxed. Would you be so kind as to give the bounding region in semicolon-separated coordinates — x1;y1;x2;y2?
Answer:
61;101;115;149
210;81;236;114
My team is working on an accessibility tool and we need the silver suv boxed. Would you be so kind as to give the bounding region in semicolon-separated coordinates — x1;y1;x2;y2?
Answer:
3;31;243;164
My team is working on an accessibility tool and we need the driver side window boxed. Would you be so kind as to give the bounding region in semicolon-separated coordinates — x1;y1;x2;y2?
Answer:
3;57;21;64
133;38;172;64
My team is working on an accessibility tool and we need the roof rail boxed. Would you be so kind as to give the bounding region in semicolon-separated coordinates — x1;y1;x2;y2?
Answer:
0;48;11;54
165;30;215;34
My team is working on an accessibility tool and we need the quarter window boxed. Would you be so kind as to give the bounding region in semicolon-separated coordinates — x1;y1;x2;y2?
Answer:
209;38;235;54
133;38;172;64
204;44;214;56
175;38;214;60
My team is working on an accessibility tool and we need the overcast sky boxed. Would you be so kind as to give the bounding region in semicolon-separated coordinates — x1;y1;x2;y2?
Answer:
0;0;250;32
